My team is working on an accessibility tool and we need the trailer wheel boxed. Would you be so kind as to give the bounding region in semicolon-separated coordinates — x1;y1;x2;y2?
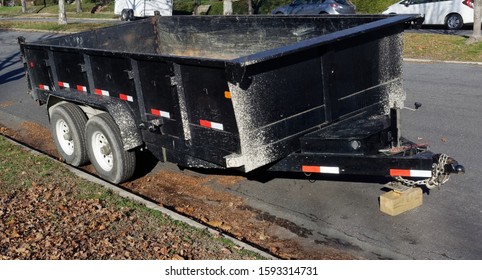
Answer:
50;103;89;166
85;113;136;184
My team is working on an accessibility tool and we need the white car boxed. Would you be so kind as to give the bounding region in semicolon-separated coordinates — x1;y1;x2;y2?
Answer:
114;0;173;21
383;0;474;30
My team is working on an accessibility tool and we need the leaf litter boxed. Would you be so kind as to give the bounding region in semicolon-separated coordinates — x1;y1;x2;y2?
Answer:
1;122;358;259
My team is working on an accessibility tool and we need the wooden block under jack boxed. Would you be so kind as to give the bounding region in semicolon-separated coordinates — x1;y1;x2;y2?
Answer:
380;187;423;216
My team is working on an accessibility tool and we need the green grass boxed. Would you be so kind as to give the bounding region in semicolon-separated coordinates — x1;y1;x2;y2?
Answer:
0;20;113;32
404;33;482;62
352;0;399;14
0;6;24;15
0;3;115;18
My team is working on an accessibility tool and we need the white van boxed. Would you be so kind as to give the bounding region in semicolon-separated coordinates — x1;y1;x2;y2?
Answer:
114;0;173;21
383;0;474;30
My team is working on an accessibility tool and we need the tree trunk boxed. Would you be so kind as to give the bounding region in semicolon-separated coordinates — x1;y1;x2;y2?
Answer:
58;0;68;25
76;0;82;13
248;0;253;15
472;0;482;41
21;0;27;13
223;0;232;15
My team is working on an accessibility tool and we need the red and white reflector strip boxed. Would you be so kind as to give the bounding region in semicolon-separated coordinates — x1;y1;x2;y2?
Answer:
151;109;171;119
390;169;432;178
57;81;70;88
76;85;88;92
200;120;224;131
119;94;134;102
302;165;340;174
39;84;50;91
95;89;110;96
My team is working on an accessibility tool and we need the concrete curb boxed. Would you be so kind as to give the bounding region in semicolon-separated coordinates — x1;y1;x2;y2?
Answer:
404;58;482;66
0;132;278;260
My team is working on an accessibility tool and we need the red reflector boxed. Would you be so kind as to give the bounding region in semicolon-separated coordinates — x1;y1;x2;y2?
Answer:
28;61;35;68
302;166;320;173
199;120;211;127
390;169;411;177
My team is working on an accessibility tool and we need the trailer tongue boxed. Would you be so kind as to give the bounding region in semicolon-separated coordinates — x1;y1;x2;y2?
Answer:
18;15;464;185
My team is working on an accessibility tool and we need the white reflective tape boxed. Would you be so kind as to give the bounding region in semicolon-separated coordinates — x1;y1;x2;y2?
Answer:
210;121;224;131
319;166;340;174
160;111;170;119
39;84;50;91
410;170;432;178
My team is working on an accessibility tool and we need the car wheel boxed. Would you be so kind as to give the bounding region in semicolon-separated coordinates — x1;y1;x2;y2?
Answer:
50;103;89;166
445;13;463;30
275;12;284;15
127;9;134;21
86;113;136;184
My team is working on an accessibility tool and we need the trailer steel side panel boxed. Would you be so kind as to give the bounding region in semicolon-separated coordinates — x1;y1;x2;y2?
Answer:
20;15;428;174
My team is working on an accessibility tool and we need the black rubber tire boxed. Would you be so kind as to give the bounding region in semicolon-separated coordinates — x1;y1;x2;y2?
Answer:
50;103;89;166
127;9;134;21
445;13;463;30
85;113;136;184
120;9;128;21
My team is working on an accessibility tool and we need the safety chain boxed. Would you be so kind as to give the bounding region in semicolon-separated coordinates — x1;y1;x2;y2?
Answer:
395;154;450;189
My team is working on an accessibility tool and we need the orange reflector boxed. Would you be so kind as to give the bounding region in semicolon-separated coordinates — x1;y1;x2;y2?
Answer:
390;169;411;177
199;119;211;128
302;165;320;173
224;91;231;99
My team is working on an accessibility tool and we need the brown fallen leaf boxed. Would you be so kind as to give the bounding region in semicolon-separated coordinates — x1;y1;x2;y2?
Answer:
207;220;223;228
171;254;185;260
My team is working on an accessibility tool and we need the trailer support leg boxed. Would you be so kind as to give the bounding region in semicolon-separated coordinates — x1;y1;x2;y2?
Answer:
390;108;401;147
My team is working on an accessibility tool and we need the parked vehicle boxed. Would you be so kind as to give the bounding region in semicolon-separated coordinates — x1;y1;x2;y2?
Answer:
18;15;464;186
383;0;474;30
272;0;356;15
114;0;172;21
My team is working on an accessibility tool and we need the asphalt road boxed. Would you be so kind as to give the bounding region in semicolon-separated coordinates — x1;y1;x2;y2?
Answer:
1;30;481;259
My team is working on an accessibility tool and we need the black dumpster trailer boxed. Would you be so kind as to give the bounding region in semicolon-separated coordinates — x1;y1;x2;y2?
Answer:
18;15;464;184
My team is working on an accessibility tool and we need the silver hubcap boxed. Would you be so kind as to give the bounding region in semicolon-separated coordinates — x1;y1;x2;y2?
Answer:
91;131;113;172
55;119;74;156
448;17;459;29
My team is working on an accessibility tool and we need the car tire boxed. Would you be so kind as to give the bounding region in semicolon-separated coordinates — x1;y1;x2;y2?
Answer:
86;113;136;184
445;13;463;30
50;103;89;167
127;9;134;21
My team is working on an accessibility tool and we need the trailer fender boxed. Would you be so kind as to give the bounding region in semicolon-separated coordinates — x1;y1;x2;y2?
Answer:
46;93;143;151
